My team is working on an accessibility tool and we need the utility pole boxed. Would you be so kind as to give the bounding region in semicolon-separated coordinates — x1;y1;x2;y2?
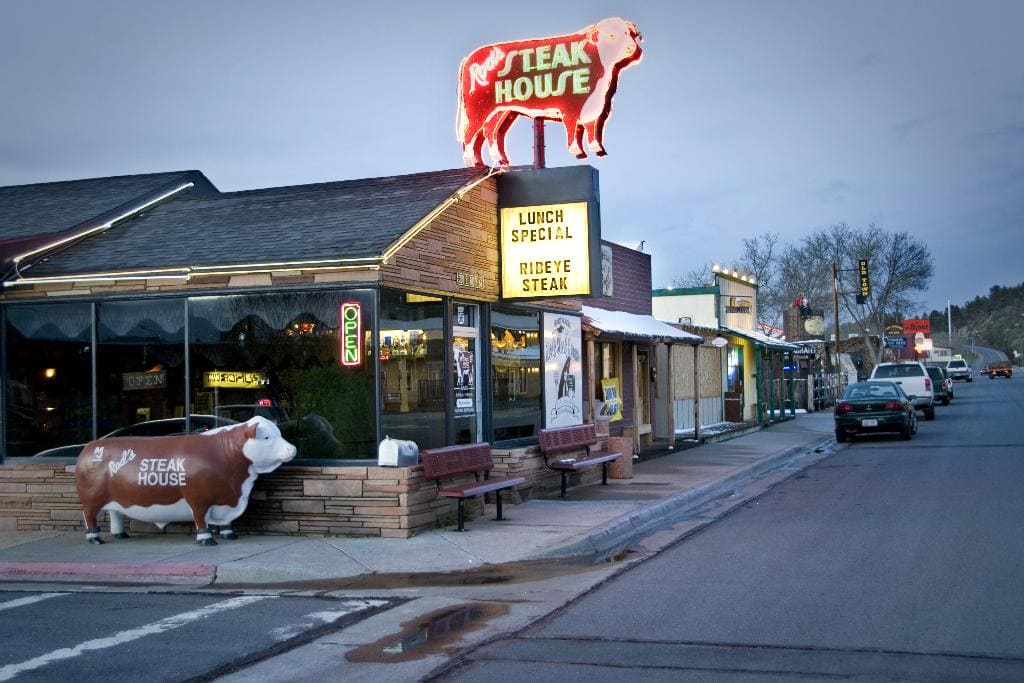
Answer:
832;262;841;359
947;300;953;350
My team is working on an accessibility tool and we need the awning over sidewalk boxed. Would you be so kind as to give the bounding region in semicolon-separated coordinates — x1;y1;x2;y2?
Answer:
721;324;800;351
582;305;703;344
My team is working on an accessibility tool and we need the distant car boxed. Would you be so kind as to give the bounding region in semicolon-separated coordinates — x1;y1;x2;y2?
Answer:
925;365;952;405
945;357;973;382
30;415;238;458
980;366;988;376
835;381;917;442
869;361;935;420
986;360;1013;379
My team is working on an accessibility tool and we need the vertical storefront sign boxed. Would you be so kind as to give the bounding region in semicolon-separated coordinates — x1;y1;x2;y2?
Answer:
543;313;583;427
340;302;362;366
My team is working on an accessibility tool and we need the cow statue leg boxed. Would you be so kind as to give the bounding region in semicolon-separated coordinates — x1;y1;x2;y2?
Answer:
584;118;607;156
483;112;516;166
109;510;130;539
561;115;587;158
189;504;217;546
82;506;104;545
217;525;238;541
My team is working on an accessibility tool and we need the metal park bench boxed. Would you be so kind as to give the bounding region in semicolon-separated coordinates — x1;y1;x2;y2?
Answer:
538;423;623;498
421;442;525;532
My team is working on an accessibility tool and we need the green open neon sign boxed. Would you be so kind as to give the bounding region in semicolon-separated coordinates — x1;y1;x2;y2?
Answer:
340;302;362;367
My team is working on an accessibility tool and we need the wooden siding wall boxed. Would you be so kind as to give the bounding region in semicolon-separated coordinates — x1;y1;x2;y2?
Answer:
380;179;500;300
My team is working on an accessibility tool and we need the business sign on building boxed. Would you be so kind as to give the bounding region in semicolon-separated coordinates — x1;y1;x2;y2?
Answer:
203;372;269;389
456;17;642;166
902;318;931;334
500;202;593;298
122;371;167;391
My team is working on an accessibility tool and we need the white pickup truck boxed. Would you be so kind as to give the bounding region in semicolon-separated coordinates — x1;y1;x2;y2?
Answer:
945;357;973;382
869;361;936;420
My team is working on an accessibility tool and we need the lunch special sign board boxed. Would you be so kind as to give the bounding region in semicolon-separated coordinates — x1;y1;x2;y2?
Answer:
457;17;642;166
497;165;603;300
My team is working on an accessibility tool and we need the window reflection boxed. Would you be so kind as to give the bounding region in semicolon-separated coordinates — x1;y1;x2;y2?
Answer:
379;289;445;449
4;303;93;457
490;306;541;441
97;299;186;436
188;290;376;459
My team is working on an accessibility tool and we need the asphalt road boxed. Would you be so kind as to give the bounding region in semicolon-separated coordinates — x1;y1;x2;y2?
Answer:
441;373;1024;681
0;592;394;681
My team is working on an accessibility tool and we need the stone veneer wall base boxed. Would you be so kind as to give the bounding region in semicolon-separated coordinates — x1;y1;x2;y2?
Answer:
0;441;608;535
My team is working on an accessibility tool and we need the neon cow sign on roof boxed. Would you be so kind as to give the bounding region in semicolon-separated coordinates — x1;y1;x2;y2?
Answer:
456;17;642;167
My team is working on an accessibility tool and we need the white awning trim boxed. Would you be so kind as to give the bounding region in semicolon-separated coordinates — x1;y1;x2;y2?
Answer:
582;305;703;343
721;324;801;351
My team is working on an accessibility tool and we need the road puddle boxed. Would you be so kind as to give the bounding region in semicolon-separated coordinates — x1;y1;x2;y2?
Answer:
345;602;508;662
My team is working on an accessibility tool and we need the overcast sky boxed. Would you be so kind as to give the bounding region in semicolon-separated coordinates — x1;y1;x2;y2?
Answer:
2;1;1021;313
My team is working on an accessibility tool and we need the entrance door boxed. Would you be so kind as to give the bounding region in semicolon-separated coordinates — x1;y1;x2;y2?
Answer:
636;347;652;443
451;302;481;444
724;344;744;422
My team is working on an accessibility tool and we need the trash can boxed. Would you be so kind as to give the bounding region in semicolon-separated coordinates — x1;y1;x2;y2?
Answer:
606;436;634;479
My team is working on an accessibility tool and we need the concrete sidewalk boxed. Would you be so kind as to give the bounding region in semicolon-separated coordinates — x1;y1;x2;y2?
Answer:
0;412;836;588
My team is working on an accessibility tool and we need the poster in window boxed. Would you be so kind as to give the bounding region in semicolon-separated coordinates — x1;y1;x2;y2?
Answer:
453;339;476;417
600;378;623;422
543;313;583;427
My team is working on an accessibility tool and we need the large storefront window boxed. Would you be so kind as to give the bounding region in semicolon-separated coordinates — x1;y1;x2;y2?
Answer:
4;303;93;457
97;300;186;436
490;306;541;441
189;290;376;459
379;289;445;449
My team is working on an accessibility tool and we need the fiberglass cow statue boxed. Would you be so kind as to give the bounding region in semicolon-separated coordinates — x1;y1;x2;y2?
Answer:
75;416;296;545
456;17;642;166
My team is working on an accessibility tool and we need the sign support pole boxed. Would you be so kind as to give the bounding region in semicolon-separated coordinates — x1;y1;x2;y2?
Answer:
533;119;546;169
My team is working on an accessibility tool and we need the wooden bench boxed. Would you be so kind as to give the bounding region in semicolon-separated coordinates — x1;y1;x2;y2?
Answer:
538;423;623;498
421;442;526;532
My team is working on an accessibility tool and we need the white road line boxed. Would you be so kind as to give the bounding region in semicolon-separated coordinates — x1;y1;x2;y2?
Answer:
0;594;272;681
269;599;391;641
0;593;69;612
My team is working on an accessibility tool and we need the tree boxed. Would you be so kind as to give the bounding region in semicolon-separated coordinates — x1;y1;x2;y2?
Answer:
671;262;714;288
785;223;933;365
737;232;783;326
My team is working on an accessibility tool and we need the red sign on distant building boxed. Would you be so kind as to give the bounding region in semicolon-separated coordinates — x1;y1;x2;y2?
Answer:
456;17;642;166
902;318;931;334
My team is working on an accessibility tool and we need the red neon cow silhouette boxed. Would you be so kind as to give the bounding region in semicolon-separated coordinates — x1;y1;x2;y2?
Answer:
457;18;642;167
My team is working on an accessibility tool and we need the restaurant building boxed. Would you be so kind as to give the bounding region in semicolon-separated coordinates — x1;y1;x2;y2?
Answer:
0;164;698;536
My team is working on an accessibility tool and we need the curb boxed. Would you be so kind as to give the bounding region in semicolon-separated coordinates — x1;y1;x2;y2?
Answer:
535;436;832;562
0;561;216;585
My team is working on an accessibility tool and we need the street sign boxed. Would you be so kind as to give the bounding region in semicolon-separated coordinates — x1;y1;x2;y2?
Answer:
884;336;907;348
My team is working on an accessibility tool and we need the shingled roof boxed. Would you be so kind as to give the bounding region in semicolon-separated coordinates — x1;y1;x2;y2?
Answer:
6;167;490;281
0;171;218;278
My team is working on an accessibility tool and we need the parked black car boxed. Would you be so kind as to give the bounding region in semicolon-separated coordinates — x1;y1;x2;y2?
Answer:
925;365;953;405
835;381;917;442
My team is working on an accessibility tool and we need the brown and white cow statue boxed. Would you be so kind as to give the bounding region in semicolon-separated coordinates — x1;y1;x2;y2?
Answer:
75;416;296;545
456;17;642;166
